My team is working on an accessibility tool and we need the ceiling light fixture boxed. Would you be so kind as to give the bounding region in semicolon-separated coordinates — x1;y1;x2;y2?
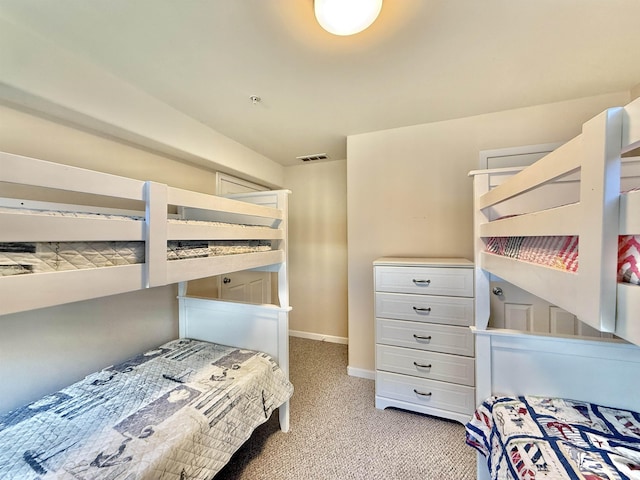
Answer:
314;0;383;36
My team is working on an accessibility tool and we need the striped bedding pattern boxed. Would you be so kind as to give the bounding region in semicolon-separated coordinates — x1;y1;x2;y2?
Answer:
485;235;640;286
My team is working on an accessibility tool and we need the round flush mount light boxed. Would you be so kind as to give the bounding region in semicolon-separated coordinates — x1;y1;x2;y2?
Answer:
314;0;383;36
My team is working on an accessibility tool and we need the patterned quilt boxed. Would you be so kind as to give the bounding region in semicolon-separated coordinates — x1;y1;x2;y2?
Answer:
485;233;640;285
466;396;640;480
0;338;293;479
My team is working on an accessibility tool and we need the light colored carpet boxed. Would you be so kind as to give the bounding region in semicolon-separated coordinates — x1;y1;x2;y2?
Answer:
215;337;477;479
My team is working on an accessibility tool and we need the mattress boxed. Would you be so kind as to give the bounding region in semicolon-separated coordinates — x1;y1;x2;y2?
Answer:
466;396;640;480
0;206;273;276
0;241;271;276
0;338;293;479
485;235;640;285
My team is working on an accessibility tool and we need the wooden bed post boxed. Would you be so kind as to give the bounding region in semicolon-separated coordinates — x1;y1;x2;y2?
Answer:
472;173;491;331
145;181;168;288
575;108;623;332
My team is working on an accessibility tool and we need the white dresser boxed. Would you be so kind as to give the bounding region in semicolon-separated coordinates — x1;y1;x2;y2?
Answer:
374;257;475;424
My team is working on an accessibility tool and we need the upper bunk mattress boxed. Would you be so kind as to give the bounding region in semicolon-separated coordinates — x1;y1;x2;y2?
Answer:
0;240;271;276
485;235;640;285
0;206;274;276
0;338;293;479
466;395;640;480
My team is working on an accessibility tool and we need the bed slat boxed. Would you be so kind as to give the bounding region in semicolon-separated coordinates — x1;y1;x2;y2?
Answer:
0;213;145;242
478;136;582;210
0;152;146;200
168;186;282;221
167;223;283;241
166;250;285;284
479;203;580;237
0;265;146;316
480;252;579;316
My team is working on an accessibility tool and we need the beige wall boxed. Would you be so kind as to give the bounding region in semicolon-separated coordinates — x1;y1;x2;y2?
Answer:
0;104;219;193
346;91;631;375
0;104;223;413
284;160;348;341
0;17;285;188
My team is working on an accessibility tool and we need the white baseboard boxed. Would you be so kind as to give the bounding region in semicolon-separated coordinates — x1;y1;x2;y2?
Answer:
347;366;375;380
289;329;348;345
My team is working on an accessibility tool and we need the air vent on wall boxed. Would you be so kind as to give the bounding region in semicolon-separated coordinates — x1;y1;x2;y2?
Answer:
296;153;329;162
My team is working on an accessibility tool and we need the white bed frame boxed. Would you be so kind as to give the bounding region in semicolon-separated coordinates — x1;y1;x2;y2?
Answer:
469;97;640;479
0;151;291;432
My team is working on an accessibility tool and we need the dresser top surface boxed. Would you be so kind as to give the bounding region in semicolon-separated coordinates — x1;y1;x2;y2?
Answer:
373;257;474;267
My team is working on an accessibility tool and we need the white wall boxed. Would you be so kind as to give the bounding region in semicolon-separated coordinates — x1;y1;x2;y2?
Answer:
284;160;348;342
1;289;177;415
346;91;631;375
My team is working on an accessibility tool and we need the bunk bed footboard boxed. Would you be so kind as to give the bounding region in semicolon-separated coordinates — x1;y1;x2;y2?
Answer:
178;294;292;432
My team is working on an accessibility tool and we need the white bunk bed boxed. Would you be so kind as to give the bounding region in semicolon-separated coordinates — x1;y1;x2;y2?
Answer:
0;151;292;479
467;98;640;480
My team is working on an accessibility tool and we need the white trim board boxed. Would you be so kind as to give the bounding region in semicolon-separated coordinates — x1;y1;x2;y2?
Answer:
289;329;348;345
347;366;375;380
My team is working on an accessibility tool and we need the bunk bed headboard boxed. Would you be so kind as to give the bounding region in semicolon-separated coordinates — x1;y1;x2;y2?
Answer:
473;327;640;412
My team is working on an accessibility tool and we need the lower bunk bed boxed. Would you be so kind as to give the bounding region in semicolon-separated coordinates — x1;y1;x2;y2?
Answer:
0;298;293;480
465;329;640;480
467;395;640;480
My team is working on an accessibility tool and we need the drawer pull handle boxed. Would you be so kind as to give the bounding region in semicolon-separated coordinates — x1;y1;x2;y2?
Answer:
413;389;432;397
412;306;431;313
413;334;432;341
413;279;431;285
413;361;432;369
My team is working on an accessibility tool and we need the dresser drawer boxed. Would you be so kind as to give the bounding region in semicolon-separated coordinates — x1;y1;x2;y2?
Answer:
375;266;473;297
376;318;474;356
376;371;475;415
375;292;473;326
376;344;475;386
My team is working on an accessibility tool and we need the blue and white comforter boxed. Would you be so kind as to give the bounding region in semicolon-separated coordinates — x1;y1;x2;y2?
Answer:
466;396;640;479
0;338;293;479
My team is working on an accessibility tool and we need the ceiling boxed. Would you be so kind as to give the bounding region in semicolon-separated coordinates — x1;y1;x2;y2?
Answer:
1;0;640;167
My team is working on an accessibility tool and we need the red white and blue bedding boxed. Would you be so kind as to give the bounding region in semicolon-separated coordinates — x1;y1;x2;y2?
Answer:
0;338;293;479
466;396;640;480
485;235;640;286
